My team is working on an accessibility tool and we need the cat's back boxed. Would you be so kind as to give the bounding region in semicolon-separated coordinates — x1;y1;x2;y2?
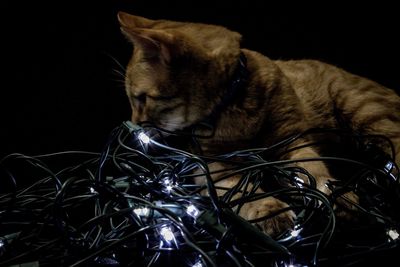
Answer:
274;59;344;100
274;59;400;129
274;58;399;104
274;59;343;127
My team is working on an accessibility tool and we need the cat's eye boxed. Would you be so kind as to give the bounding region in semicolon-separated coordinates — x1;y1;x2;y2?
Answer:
147;93;178;101
134;93;147;104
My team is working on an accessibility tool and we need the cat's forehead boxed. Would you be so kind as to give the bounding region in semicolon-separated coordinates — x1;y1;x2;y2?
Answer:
127;72;159;93
126;63;168;94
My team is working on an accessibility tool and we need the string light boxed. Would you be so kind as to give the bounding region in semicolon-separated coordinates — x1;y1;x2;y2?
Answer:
192;259;203;267
384;161;393;172
290;225;302;239
383;160;398;182
387;228;399;241
165;185;173;192
285;264;307;267
294;176;304;188
133;207;150;217
138;132;150;144
275;258;308;267
186;204;200;218
160;226;175;243
1;121;399;267
162;178;175;193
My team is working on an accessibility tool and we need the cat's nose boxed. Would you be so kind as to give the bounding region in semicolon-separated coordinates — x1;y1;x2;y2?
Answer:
131;93;149;123
132;94;146;111
132;112;147;123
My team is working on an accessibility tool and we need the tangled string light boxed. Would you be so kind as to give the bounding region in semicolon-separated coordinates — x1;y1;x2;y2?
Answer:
0;121;399;267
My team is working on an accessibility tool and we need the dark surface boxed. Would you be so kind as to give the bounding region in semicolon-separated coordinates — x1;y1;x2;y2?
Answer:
2;1;399;157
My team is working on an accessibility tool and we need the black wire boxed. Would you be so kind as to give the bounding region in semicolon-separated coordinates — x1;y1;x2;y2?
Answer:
1;123;399;267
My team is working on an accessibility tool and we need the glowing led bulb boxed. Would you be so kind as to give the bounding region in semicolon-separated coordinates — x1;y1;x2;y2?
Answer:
89;187;96;194
163;178;172;185
387;228;399;241
133;207;150;217
290;228;302;238
166;185;173;192
384;161;393;172
294;176;304;188
0;239;4;248
162;178;174;193
284;262;308;267
186;204;200;218
138;132;150;144
383;161;398;182
192;260;203;267
160;226;175;242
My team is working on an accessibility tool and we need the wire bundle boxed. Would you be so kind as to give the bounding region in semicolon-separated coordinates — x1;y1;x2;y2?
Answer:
0;121;399;267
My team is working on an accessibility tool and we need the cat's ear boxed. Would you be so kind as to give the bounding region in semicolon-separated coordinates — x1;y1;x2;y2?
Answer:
120;27;173;63
117;11;156;28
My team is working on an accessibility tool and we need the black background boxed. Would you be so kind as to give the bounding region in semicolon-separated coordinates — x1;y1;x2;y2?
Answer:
2;1;399;158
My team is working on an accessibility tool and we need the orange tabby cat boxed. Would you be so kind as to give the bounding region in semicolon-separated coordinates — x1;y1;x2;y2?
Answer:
117;11;400;235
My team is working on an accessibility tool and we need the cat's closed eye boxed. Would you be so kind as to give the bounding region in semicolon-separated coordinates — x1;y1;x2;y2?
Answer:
134;93;147;102
131;92;178;108
147;94;177;101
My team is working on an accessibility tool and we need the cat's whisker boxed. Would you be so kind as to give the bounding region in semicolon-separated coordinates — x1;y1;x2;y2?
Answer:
112;68;127;80
104;52;127;72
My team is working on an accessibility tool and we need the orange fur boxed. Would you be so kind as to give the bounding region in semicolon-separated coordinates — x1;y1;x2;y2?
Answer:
117;12;400;235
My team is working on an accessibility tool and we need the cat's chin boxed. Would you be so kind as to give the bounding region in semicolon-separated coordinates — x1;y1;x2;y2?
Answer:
157;119;194;132
158;123;188;132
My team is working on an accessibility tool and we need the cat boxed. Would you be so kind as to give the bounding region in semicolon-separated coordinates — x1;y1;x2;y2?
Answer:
117;11;400;235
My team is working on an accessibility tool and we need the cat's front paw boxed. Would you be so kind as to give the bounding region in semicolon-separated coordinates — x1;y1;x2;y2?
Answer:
239;197;296;236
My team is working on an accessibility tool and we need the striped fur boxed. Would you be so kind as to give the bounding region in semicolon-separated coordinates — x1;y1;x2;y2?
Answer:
118;12;400;235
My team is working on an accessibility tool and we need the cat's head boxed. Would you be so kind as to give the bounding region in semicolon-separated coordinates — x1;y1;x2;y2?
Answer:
118;12;242;131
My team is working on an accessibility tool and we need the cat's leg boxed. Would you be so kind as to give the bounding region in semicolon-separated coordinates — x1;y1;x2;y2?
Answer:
286;146;332;194
286;144;359;215
195;162;296;236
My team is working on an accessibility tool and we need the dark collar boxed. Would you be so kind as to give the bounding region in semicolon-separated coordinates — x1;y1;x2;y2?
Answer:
204;51;249;125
